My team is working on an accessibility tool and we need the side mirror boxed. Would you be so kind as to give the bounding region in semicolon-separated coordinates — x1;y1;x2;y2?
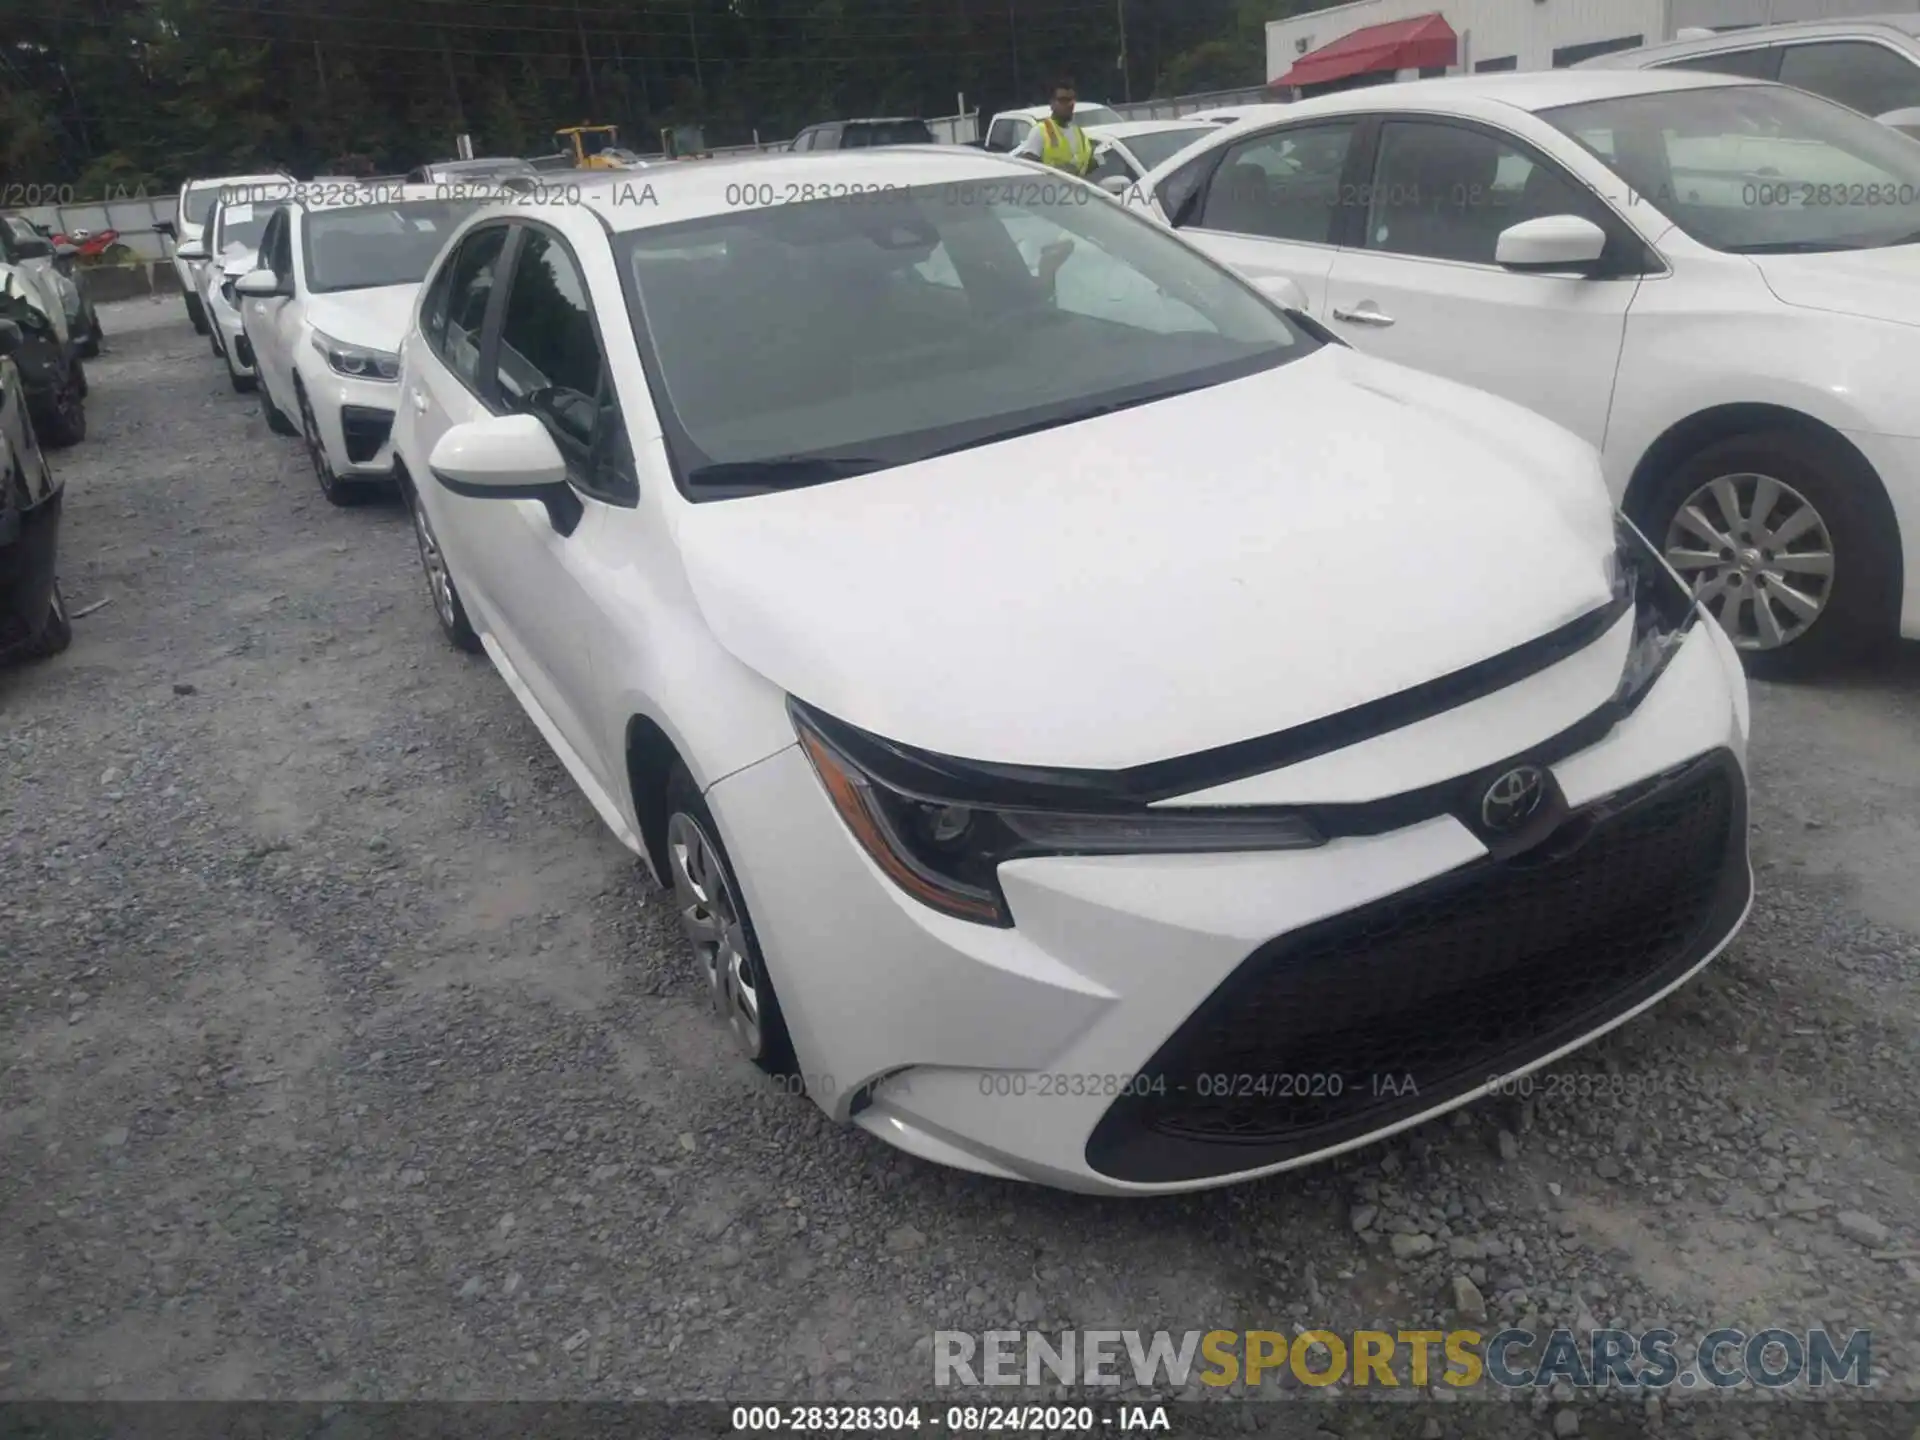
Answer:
234;268;287;299
1496;214;1608;274
1253;274;1311;313
154;219;177;238
0;319;21;357
430;414;583;534
175;238;209;262
1098;174;1131;196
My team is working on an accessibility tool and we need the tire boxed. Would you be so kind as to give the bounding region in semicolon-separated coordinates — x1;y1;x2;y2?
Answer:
257;370;298;437
1634;429;1898;678
78;316;101;359
229;366;256;394
21;581;73;660
184;291;209;335
34;366;86;448
297;385;362;506
406;482;481;654
71;359;86;400
664;764;796;1077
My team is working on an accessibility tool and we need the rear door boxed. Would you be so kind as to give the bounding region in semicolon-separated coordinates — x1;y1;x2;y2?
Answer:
1160;117;1366;315
1321;116;1645;447
243;208;298;411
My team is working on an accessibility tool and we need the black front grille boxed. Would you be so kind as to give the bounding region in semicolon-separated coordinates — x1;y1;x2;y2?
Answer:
340;405;394;465
1087;750;1748;1184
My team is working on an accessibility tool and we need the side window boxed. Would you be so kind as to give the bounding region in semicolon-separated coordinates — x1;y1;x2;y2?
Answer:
1088;142;1135;187
432;224;509;388
1661;46;1780;80
493;227;633;503
255;213;284;278
817;124;844;149
1777;41;1920;118
1194;121;1357;244
792;129;814;152
1363;120;1600;266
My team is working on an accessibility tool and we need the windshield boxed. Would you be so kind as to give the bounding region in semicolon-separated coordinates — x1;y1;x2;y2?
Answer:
843;121;936;147
215;201;274;254
1073;105;1123;127
616;180;1315;493
1114;125;1214;171
302;199;482;293
1544;82;1920;252
182;183;222;226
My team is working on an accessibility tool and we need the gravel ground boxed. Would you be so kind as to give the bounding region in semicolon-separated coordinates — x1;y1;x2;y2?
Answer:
3;298;1920;1437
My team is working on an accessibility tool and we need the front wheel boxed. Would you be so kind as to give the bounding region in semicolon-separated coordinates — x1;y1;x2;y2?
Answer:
256;367;298;436
1637;430;1898;678
21;582;73;660
664;765;796;1076
299;387;361;507
184;291;209;335
34;366;86;447
407;486;481;654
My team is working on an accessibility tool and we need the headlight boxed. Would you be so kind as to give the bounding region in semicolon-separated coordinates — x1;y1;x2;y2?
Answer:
791;703;1323;927
311;330;399;381
1612;513;1699;705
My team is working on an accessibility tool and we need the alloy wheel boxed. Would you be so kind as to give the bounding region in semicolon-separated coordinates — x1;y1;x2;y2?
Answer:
1662;472;1835;652
411;500;457;631
665;811;764;1058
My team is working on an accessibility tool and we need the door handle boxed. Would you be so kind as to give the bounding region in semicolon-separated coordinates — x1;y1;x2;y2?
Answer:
410;389;429;414
1331;304;1396;328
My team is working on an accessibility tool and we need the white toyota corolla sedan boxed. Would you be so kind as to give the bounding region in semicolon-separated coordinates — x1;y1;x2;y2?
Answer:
236;183;495;504
392;151;1753;1195
1129;69;1920;675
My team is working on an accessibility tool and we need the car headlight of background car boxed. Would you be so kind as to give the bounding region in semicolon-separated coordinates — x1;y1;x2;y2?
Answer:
311;330;400;381
791;701;1323;927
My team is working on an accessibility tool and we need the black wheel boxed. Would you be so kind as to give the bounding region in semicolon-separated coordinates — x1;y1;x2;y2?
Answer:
21;581;73;660
406;483;481;654
229;365;256;394
256;368;298;436
1635;430;1899;678
184;291;209;335
664;764;796;1076
78;315;101;359
297;386;361;506
34;367;86;448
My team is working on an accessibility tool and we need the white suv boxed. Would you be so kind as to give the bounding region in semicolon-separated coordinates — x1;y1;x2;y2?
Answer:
236;184;496;503
1582;15;1920;137
160;172;292;334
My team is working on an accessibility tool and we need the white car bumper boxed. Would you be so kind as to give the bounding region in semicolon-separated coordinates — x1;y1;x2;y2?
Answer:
296;353;400;480
707;620;1752;1195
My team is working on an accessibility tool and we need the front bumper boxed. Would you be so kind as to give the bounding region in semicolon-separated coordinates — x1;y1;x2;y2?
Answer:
706;619;1752;1195
298;355;398;478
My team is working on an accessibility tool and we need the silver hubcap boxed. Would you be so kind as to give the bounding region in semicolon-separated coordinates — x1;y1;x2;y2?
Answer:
1663;472;1835;652
412;503;456;629
666;811;763;1058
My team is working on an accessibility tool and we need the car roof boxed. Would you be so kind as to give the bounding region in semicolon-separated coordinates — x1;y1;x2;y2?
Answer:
298;182;477;211
532;149;1080;233
1202;65;1762;127
994;102;1116;120
1581;11;1920;67
1083;118;1217;140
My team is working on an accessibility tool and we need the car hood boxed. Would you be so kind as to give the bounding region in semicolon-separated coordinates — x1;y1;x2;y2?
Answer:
1754;243;1920;327
304;284;419;352
674;348;1617;771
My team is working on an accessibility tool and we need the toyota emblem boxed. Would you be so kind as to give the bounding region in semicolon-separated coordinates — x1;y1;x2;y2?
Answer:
1481;766;1546;834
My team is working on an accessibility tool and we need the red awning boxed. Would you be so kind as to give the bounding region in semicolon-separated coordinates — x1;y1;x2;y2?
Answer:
1275;12;1459;88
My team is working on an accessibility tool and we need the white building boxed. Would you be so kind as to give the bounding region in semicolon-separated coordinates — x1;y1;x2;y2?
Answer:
1266;0;1920;91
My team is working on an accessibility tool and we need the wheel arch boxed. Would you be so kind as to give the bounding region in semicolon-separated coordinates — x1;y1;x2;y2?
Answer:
1621;402;1903;577
624;714;686;885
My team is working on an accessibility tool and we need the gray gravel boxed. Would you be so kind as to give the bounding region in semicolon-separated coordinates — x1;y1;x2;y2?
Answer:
3;299;1920;1437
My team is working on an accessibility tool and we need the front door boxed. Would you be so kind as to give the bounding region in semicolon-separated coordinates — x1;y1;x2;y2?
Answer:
1321;117;1642;447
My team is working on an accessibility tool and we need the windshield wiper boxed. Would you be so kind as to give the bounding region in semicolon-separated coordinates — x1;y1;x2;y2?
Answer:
1725;240;1865;254
682;455;894;489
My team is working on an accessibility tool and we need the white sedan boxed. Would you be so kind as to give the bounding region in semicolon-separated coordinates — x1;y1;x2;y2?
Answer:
391;149;1750;1195
236;183;494;504
1130;68;1920;674
189;186;286;390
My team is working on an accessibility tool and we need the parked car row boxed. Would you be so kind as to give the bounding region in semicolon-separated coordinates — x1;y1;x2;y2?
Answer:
161;135;1763;1197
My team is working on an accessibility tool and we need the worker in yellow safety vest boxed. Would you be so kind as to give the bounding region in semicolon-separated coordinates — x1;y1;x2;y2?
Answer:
1013;78;1094;176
